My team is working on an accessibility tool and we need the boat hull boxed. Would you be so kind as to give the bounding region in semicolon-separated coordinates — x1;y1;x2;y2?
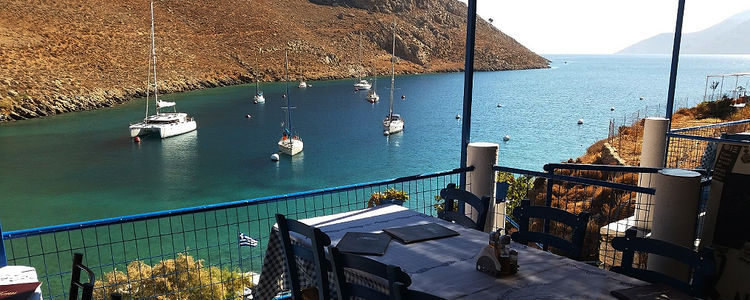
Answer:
278;138;303;156
129;119;197;138
383;119;404;136
254;94;265;103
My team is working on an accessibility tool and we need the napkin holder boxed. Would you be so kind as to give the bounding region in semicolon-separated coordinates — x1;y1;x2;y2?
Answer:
476;229;518;276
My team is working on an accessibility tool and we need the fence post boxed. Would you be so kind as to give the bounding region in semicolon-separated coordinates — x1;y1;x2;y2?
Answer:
0;219;7;267
543;169;554;252
466;142;498;232
635;117;669;230
648;169;701;281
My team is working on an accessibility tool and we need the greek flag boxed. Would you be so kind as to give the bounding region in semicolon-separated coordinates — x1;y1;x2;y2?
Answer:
239;233;258;247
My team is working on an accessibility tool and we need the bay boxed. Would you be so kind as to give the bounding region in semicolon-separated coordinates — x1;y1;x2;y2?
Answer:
1;54;749;231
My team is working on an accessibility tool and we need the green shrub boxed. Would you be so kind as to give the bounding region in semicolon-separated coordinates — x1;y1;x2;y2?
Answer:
94;253;253;299
367;188;409;207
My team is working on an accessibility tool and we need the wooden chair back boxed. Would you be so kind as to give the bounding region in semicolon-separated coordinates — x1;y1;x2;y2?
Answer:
276;213;332;300
438;183;491;231
611;228;716;297
69;252;94;300
511;199;590;260
328;246;411;300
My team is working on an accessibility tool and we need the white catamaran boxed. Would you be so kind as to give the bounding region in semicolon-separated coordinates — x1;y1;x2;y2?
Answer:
129;1;196;139
354;32;372;90
383;20;403;136
279;51;303;156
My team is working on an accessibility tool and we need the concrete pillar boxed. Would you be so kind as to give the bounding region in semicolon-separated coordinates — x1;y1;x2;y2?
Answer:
647;169;701;281
466;142;499;232
635;117;670;230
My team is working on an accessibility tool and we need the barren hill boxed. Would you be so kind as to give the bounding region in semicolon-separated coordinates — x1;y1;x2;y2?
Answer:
0;0;548;121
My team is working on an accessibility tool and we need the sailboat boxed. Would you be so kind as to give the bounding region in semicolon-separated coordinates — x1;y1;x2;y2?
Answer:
129;0;197;139
383;20;404;136
366;68;379;103
253;58;265;104
279;51;303;156
354;32;372;90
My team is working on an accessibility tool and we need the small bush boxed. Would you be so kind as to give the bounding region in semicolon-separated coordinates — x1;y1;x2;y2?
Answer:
94;253;253;299
367;188;409;207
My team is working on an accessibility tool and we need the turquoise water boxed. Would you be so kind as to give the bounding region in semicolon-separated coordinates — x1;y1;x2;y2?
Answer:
2;54;750;231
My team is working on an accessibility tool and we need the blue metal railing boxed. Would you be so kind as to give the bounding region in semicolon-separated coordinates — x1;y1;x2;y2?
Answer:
1;167;471;299
494;163;658;267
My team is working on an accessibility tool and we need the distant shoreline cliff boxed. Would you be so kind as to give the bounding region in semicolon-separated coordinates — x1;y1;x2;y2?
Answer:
0;0;548;122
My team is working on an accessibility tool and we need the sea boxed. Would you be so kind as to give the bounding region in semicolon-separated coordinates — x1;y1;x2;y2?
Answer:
2;54;750;231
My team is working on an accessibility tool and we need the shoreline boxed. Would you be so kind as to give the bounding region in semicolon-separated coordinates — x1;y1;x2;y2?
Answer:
0;65;549;123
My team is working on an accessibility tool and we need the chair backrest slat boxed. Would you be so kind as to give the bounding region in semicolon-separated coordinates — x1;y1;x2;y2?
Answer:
438;183;491;231
276;214;332;300
69;252;94;300
610;228;716;297
511;199;590;260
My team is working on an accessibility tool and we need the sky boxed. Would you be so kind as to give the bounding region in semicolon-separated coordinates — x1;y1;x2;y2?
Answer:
466;0;750;54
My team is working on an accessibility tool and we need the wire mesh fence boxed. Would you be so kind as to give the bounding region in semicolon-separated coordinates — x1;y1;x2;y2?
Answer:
493;164;657;271
607;104;666;166
1;168;468;299
666;120;750;170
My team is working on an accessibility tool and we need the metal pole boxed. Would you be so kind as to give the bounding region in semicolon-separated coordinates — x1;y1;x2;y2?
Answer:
663;0;686;165
0;220;7;266
459;0;477;190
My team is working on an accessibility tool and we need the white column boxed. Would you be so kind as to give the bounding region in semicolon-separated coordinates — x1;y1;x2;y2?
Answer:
647;169;701;281
466;142;499;232
635;117;670;230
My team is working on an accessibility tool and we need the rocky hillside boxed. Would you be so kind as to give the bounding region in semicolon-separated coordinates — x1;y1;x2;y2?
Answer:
0;0;548;121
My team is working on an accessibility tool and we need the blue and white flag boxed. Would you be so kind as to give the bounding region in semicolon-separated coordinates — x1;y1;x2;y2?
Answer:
239;233;258;247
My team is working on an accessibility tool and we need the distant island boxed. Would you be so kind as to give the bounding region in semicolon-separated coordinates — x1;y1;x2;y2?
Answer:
618;9;750;54
0;0;548;122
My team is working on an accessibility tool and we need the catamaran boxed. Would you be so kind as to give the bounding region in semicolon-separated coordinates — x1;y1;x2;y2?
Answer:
253;58;265;104
279;51;303;156
354;32;372;90
129;0;196;139
383;20;403;136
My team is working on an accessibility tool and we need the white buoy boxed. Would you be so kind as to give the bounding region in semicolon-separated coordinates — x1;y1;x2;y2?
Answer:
503;135;510;141
246;114;252;118
577;119;584;125
455;114;461;119
271;153;280;161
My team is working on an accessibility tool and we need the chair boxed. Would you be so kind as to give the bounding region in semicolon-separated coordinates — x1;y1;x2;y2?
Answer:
276;213;332;300
393;282;447;300
328;246;412;300
511;199;590;260
438;183;491;231
69;252;94;300
611;228;716;297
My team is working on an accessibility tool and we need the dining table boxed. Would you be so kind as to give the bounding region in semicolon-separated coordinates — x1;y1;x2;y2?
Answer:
252;204;647;299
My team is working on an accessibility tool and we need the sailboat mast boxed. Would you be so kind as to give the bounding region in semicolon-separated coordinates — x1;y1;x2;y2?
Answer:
358;32;363;81
285;51;292;135
255;57;259;95
150;0;159;114
388;18;396;119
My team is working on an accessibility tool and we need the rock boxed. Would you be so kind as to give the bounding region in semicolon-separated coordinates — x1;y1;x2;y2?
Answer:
7;90;18;97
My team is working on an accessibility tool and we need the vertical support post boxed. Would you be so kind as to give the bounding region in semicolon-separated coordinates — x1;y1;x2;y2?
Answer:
663;0;686;163
0;220;6;267
648;169;701;281
466;142;499;232
543;170;554;251
459;0;478;191
635;117;669;230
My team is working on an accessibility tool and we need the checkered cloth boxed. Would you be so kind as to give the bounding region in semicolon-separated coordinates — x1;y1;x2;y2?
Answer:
251;227;386;300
